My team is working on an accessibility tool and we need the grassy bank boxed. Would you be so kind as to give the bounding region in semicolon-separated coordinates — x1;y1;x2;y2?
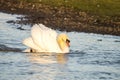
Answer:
21;0;120;18
0;0;120;35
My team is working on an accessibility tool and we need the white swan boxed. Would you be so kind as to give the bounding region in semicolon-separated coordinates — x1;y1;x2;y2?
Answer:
22;24;70;53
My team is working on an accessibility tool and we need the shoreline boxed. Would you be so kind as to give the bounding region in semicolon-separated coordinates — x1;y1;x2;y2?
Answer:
0;0;120;36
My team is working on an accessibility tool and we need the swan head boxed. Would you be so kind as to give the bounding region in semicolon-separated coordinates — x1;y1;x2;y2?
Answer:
57;33;70;52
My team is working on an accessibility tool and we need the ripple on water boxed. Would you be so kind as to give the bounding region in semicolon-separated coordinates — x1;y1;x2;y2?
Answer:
0;12;120;80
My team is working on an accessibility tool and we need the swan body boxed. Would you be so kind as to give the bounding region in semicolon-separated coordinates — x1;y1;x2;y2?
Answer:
23;24;70;53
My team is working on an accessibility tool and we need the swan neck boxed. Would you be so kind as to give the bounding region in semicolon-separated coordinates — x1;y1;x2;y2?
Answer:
57;34;66;52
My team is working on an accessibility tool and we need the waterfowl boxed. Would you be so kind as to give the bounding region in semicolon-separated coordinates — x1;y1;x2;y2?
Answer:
23;24;70;53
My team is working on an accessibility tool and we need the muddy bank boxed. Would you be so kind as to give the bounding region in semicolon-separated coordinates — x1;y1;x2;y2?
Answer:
0;0;120;36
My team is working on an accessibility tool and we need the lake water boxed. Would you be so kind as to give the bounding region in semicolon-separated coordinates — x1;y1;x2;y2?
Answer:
0;12;120;80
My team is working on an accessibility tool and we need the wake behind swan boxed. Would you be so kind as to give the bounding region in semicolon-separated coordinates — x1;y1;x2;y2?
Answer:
22;24;70;53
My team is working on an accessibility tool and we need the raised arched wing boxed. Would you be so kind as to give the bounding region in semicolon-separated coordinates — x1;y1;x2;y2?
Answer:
31;24;45;50
22;37;42;50
31;24;61;52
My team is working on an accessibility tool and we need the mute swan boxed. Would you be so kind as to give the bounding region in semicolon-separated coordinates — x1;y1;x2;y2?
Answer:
23;24;70;53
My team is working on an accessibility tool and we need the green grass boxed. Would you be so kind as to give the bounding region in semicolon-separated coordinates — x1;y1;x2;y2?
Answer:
21;0;120;17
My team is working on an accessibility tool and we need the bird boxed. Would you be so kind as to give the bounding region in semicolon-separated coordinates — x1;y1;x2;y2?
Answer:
22;24;70;53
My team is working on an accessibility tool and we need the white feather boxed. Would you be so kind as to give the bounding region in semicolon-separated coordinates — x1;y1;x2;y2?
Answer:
23;24;69;53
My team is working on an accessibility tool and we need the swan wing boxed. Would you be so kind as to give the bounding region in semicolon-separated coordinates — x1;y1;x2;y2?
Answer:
31;24;61;52
22;37;42;51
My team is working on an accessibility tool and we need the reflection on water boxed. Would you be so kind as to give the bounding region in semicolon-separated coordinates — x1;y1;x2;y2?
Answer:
56;53;68;64
0;12;120;80
27;52;68;64
24;52;69;80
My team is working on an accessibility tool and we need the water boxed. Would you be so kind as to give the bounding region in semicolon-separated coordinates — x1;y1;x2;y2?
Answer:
0;12;120;80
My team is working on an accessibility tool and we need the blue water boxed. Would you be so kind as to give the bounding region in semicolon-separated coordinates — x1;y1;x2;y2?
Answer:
0;12;120;80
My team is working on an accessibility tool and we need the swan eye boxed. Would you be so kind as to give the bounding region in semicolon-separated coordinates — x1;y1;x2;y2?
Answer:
66;39;70;43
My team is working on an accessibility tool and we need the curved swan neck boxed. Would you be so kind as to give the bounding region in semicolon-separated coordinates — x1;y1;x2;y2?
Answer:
57;39;65;51
57;34;69;52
